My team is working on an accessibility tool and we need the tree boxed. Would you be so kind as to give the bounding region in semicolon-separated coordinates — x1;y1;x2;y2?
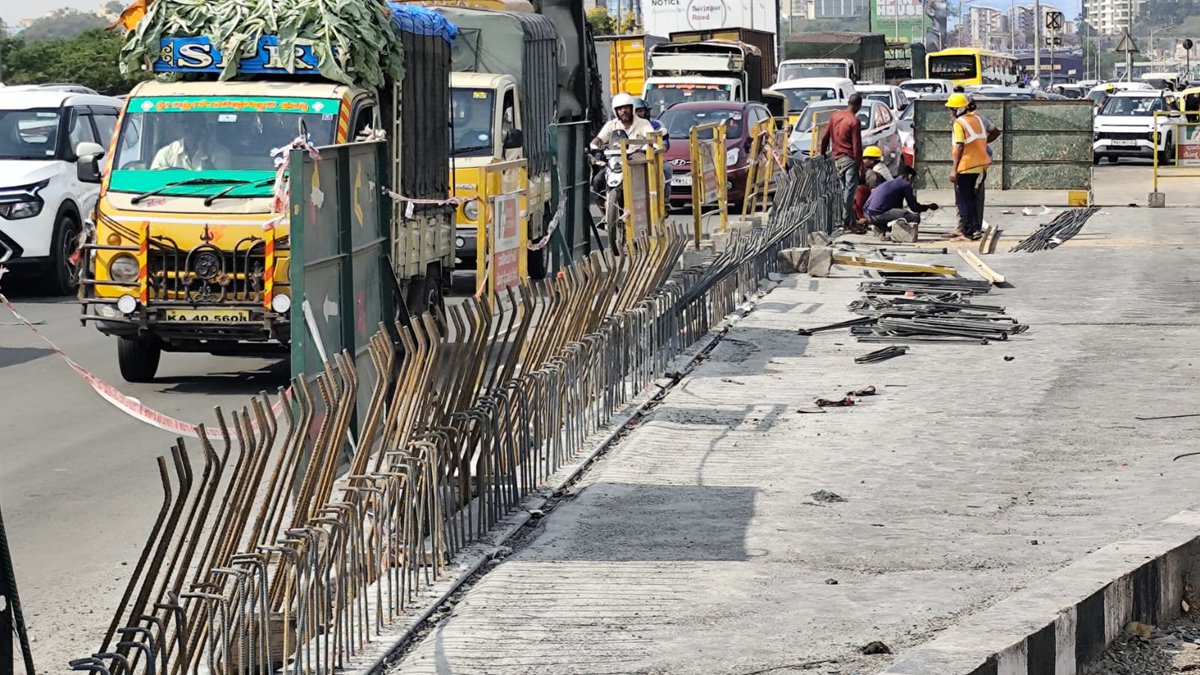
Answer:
19;9;108;42
1138;0;1197;33
104;1;126;13
585;7;637;36
1;28;149;95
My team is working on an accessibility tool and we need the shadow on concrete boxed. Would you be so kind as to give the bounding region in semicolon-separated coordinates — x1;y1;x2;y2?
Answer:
154;359;291;396
0;347;54;368
530;483;758;562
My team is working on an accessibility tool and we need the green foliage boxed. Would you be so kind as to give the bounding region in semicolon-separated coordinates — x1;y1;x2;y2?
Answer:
1;28;150;95
585;7;637;36
1138;0;1197;32
119;0;408;90
17;9;108;42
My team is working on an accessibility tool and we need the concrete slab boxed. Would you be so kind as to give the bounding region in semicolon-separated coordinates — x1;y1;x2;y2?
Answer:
391;207;1200;675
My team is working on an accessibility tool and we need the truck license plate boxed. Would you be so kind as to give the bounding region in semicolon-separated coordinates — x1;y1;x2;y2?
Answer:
165;309;251;322
1109;139;1138;146
672;174;692;187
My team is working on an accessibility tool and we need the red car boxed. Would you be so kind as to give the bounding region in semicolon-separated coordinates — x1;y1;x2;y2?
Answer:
658;100;775;210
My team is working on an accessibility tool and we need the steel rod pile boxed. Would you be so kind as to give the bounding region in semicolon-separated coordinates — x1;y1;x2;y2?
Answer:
848;277;1028;344
1010;207;1099;252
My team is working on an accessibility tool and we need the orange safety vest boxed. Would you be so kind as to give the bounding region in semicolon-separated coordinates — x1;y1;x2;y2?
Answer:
953;112;992;173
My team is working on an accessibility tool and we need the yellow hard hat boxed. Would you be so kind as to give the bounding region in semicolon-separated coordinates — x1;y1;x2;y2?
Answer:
862;146;884;159
945;93;970;109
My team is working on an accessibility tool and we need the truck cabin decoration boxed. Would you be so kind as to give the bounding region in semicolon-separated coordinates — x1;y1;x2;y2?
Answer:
155;35;346;75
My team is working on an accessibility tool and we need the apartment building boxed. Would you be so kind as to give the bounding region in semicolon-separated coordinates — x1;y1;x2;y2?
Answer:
1083;0;1143;35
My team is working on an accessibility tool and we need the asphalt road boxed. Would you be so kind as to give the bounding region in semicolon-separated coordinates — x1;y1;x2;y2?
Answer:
0;278;287;669
0;161;1165;670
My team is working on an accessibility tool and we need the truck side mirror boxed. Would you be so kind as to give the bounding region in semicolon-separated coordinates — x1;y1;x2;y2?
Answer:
503;129;524;150
76;141;105;184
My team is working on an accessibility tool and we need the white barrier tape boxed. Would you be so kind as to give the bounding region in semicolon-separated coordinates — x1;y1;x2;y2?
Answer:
528;190;568;252
1;287;286;440
269;135;322;214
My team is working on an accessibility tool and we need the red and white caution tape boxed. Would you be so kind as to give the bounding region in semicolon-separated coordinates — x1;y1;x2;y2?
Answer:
0;285;285;440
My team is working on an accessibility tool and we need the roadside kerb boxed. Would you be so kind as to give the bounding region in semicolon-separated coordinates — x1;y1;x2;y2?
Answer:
880;506;1200;675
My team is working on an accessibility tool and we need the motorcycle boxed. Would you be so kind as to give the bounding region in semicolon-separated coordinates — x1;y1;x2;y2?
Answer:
590;140;628;250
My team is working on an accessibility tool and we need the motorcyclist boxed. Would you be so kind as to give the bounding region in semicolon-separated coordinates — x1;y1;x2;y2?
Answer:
634;97;668;150
592;93;655;147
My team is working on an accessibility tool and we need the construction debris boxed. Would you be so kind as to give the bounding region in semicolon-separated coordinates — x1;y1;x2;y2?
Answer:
831;254;957;276
797;316;875;336
1011;207;1099;252
957;249;1006;285
979;223;1002;254
855;346;909;363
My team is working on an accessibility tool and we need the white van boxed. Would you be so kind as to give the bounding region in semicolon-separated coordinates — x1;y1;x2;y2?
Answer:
0;87;121;293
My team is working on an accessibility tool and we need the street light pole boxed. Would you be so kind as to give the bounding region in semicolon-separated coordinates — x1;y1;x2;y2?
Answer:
1033;0;1041;86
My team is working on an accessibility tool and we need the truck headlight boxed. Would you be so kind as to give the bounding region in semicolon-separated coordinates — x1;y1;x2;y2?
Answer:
271;294;292;314
726;148;740;166
463;200;479;222
109;254;139;283
0;199;43;220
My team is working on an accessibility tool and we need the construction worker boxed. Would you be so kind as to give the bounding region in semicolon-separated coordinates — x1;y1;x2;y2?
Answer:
852;145;891;224
859;165;939;237
964;97;1001;233
819;93;864;233
945;92;990;241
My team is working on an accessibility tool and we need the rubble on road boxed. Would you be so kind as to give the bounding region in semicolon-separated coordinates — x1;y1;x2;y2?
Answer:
1083;612;1200;674
1011;207;1100;252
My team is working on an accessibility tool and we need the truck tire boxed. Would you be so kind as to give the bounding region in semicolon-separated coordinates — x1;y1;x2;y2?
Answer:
44;211;81;296
118;335;162;383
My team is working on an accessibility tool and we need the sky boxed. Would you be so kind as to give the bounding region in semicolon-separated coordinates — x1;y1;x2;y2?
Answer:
4;0;108;25
7;0;1085;30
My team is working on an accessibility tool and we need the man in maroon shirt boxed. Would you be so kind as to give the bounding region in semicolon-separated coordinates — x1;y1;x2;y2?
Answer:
819;93;864;233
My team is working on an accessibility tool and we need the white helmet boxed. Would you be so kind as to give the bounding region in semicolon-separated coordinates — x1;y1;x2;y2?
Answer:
612;93;636;113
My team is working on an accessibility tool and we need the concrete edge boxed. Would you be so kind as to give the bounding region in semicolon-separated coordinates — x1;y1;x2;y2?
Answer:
340;282;773;674
879;506;1200;675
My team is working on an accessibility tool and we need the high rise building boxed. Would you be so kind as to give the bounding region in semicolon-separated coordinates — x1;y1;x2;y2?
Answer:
967;5;1009;50
1083;0;1143;35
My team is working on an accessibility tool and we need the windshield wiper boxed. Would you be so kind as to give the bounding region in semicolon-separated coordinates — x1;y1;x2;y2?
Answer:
203;178;277;206
451;144;493;157
131;177;249;205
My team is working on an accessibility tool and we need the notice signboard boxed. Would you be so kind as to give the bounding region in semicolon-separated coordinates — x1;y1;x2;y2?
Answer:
1177;124;1200;165
643;0;777;37
491;193;521;293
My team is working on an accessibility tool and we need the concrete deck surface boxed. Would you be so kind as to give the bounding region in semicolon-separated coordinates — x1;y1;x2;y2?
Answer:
391;207;1200;675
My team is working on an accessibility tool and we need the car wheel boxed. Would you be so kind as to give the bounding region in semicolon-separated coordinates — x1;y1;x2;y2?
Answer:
117;334;162;383
1106;156;1119;164
1158;138;1175;166
44;211;82;295
1092;153;1101;165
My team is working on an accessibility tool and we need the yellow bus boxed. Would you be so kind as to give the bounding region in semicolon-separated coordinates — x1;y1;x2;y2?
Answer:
927;48;1020;88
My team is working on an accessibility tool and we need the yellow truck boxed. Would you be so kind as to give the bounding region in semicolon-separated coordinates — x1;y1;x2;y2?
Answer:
79;11;456;381
595;34;667;110
416;0;595;281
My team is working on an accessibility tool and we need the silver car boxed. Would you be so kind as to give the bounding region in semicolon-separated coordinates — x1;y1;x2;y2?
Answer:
787;99;904;173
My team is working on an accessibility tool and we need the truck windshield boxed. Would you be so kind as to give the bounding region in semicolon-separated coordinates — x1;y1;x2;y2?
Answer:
776;88;839;111
0;109;61;160
645;84;732;117
451;89;495;157
928;55;978;81
779;63;846;80
109;95;339;196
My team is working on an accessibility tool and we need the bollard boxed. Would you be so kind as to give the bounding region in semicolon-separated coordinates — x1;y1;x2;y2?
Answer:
1148;191;1167;208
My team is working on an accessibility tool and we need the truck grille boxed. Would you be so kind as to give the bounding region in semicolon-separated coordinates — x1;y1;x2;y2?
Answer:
147;235;274;303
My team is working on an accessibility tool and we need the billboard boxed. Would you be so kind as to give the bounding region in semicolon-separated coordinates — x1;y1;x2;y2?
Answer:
871;0;925;42
643;0;779;37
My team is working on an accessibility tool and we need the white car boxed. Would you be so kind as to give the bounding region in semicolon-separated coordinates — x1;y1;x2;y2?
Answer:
899;78;954;100
0;87;121;293
1092;90;1183;165
770;77;856;117
855;83;909;115
787;99;904;174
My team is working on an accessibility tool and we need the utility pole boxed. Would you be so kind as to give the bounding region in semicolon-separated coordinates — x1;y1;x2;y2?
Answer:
1033;0;1041;86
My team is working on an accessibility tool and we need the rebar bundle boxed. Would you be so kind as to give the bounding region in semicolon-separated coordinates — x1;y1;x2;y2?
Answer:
1010;207;1099;253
